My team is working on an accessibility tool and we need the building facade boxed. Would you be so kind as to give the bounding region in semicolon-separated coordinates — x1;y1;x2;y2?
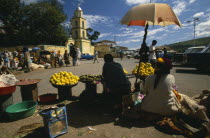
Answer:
66;7;94;55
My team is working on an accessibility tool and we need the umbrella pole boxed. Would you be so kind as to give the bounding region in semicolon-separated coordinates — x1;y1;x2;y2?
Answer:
134;23;149;92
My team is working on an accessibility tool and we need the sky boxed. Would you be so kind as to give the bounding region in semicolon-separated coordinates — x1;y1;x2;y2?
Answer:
21;0;210;49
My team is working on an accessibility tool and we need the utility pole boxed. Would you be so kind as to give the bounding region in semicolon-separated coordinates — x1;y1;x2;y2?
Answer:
187;17;200;47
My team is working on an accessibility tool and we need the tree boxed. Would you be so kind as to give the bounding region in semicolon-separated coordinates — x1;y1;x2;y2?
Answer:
0;0;68;46
86;27;100;45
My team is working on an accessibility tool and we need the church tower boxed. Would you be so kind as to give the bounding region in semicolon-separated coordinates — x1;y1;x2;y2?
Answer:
71;7;87;39
65;6;94;55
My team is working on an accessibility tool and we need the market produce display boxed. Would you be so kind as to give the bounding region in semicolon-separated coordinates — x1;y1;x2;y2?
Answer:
16;79;41;86
50;71;79;86
132;62;154;76
79;75;102;83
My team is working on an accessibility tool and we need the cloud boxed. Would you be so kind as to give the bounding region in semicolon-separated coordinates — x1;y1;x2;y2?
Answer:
172;1;187;16
173;25;182;30
196;20;210;37
61;22;70;28
83;14;111;28
193;12;204;18
20;0;39;4
20;0;65;4
148;28;165;36
118;39;140;44
189;0;196;4
99;33;111;38
125;0;155;6
58;0;64;4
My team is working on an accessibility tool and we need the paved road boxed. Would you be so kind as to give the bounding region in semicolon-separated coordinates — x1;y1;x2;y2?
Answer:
14;58;210;103
6;58;210;138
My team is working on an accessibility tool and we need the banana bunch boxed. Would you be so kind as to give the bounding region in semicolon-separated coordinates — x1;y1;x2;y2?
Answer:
123;69;128;74
132;62;154;76
79;75;102;82
50;71;79;85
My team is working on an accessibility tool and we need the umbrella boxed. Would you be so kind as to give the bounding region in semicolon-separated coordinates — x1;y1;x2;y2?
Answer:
121;3;182;89
121;3;181;27
32;47;40;51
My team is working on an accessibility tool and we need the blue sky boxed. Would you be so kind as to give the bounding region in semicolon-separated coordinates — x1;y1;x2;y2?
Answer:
22;0;210;49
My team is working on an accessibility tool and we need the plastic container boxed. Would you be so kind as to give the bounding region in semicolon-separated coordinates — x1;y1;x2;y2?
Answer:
39;94;57;103
6;100;37;120
0;85;16;96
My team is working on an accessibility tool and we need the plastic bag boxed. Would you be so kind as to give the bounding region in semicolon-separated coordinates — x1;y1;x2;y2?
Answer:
0;74;18;86
39;106;68;138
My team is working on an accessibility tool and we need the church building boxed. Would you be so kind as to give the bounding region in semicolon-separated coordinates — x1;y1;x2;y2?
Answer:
66;7;94;55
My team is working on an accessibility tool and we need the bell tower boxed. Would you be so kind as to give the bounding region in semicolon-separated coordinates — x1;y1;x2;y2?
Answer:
71;7;87;39
66;6;94;55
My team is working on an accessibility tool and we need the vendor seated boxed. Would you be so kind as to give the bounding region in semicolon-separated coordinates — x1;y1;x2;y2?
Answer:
0;65;11;75
102;54;131;105
141;58;181;116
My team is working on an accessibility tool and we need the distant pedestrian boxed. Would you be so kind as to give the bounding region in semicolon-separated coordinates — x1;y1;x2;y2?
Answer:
4;51;11;69
76;48;81;66
149;40;157;68
57;50;63;67
22;47;31;72
163;47;168;58
50;51;57;68
70;45;77;66
93;51;99;63
64;50;70;67
120;51;123;60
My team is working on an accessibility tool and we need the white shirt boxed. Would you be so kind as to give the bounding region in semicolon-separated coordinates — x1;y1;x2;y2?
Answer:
141;74;181;115
149;45;156;60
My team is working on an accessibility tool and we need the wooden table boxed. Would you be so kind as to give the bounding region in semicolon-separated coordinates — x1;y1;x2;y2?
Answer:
52;83;78;101
16;79;41;101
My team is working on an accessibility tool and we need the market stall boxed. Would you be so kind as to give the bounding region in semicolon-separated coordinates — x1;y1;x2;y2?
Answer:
50;71;79;100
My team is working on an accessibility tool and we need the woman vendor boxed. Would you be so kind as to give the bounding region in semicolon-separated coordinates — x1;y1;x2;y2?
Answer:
102;54;131;106
141;57;181;116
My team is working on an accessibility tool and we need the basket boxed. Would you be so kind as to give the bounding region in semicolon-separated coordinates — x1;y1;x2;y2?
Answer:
51;83;78;89
6;100;37;120
0;85;16;96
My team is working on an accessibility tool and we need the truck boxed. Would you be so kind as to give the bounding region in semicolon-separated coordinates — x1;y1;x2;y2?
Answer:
185;45;210;72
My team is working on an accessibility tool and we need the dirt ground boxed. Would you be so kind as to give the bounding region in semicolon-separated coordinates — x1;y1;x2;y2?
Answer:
1;58;210;138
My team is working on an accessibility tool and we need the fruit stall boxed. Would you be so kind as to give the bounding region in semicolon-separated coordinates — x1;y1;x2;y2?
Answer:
50;71;79;100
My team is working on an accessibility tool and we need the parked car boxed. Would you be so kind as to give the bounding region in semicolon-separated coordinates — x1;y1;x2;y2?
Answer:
172;46;206;63
186;45;210;72
80;53;94;60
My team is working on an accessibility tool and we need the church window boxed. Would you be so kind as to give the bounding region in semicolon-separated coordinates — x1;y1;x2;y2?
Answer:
83;31;85;38
75;30;78;38
75;21;78;27
82;21;84;28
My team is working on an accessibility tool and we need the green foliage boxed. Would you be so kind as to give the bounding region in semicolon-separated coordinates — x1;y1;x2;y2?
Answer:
86;27;100;45
166;37;210;52
0;0;68;46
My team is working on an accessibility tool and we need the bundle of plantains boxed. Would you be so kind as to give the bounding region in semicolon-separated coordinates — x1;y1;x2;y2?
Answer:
79;75;102;83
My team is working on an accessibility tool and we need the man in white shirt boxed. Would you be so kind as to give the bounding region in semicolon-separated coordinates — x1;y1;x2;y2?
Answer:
149;40;157;67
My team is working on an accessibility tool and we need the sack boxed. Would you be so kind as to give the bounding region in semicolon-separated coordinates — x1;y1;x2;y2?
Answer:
39;106;68;138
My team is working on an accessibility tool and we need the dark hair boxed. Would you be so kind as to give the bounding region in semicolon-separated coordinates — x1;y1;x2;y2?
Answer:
152;40;157;46
104;54;113;62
